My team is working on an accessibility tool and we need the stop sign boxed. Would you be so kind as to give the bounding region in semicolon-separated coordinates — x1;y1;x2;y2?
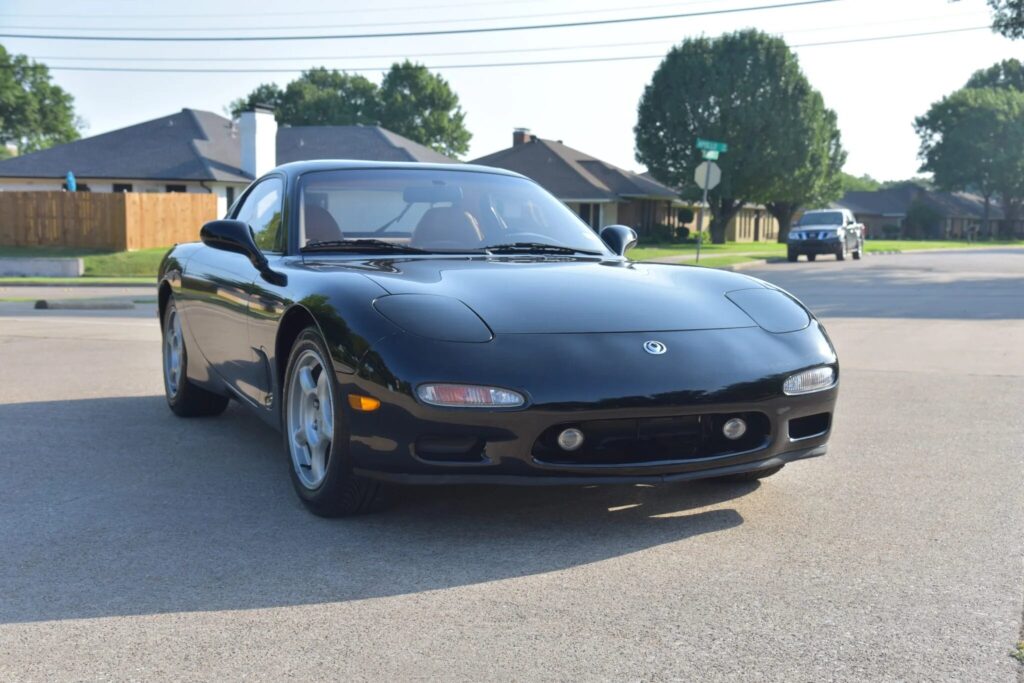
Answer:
694;161;721;190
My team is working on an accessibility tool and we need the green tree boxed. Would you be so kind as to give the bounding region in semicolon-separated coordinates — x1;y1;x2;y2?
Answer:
839;172;881;192
0;45;80;153
229;62;470;156
231;69;378;126
966;58;1024;90
377;61;471;156
228;83;285;116
765;94;847;243
988;0;1024;39
635;30;839;243
914;87;1024;237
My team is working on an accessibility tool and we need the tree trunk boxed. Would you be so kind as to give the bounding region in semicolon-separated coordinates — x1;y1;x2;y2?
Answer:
709;197;742;244
982;194;991;239
766;202;798;244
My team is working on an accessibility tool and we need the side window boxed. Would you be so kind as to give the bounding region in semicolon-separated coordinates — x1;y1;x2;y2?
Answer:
235;177;284;253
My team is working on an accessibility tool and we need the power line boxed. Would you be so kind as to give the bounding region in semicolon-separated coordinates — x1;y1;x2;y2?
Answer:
0;0;839;42
0;0;719;32
22;13;990;64
20;26;990;73
0;0;550;20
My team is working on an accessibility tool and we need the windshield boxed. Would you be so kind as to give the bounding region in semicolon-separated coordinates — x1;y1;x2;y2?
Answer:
298;168;611;255
797;211;844;226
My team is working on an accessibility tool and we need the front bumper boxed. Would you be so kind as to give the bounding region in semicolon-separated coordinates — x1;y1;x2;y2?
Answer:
789;240;842;254
357;443;827;485
342;324;838;485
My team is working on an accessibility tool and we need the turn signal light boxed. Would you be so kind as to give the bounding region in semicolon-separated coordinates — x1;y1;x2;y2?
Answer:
348;394;381;412
417;384;525;408
783;367;836;395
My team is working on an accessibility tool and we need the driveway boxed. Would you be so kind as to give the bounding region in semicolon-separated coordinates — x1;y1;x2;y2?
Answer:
0;249;1021;681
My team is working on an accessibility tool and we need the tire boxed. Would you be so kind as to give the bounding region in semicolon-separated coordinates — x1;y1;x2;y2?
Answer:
162;297;230;418
282;327;381;517
807;253;817;262
787;249;798;262
836;243;847;261
853;239;863;260
718;465;784;482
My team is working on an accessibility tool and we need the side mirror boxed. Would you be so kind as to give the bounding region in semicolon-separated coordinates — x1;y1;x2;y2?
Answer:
600;224;638;257
200;219;286;286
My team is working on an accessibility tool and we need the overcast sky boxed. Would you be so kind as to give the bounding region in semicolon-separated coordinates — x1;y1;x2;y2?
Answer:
2;0;1019;180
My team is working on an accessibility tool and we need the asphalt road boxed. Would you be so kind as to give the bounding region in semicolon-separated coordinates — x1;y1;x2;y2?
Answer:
1;249;1021;681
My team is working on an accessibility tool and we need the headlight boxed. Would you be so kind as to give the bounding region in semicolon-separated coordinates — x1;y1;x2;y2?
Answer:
374;294;492;342
726;288;810;333
417;384;525;408
783;367;836;395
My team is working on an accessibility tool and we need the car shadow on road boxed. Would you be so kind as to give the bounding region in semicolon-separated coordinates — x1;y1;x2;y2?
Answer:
0;395;757;625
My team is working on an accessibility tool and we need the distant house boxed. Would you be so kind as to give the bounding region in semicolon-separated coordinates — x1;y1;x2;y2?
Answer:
472;129;684;235
638;171;780;243
0;107;454;215
834;183;1020;238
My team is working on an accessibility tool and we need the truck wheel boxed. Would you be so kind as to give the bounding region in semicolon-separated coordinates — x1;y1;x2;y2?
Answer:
807;254;817;262
853;239;863;260
787;249;798;262
836;243;847;261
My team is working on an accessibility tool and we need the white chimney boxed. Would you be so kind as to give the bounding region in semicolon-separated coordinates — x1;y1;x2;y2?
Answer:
240;105;277;178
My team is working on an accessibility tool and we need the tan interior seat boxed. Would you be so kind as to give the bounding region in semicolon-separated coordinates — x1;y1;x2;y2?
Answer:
410;207;484;249
304;205;343;244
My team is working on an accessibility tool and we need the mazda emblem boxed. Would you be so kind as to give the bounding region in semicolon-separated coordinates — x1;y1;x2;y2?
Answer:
643;340;667;355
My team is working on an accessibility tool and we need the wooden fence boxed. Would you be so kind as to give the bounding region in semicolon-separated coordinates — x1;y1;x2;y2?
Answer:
0;192;218;251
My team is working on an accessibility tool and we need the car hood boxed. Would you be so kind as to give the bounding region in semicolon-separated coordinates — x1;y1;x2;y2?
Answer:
325;257;761;334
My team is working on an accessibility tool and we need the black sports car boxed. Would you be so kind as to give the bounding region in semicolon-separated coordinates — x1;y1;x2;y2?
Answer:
158;161;838;516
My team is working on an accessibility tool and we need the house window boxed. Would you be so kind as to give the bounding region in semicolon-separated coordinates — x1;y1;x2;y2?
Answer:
226;186;236;208
165;184;187;193
113;183;132;193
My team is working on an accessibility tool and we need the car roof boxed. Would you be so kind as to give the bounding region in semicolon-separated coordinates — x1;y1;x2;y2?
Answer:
268;159;529;181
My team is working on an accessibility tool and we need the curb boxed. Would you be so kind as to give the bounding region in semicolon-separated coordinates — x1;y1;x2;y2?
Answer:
0;281;153;288
34;300;136;310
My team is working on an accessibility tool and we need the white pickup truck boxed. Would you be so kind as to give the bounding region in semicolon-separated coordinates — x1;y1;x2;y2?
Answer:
788;209;865;262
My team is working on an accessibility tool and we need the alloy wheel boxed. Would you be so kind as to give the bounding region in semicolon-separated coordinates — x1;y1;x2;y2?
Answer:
163;308;184;398
287;348;336;489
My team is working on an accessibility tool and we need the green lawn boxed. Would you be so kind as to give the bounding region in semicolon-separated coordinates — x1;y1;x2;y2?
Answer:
0;239;1020;281
632;238;1024;263
0;246;167;278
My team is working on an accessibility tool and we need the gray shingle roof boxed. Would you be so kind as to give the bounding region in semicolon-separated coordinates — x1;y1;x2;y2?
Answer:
277;125;455;165
835;183;1004;220
472;137;679;202
0;110;455;182
0;109;249;182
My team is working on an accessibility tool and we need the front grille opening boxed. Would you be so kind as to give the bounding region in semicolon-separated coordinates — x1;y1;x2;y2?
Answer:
415;435;486;463
533;412;770;466
789;412;831;440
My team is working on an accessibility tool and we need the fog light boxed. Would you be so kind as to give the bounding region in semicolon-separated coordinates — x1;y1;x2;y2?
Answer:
722;418;747;440
557;428;585;451
417;384;525;408
783;366;836;395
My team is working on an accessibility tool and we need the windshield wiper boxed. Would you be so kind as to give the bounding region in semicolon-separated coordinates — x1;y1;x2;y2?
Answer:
484;242;603;256
301;239;428;254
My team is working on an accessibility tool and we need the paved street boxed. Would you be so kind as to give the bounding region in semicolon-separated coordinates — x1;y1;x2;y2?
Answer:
0;249;1021;681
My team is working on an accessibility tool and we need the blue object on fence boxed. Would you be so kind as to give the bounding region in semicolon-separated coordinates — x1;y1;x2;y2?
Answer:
65;171;76;192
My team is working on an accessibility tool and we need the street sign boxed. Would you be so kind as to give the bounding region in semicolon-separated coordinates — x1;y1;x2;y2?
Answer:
694;161;721;191
702;150;719;161
696;138;728;153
